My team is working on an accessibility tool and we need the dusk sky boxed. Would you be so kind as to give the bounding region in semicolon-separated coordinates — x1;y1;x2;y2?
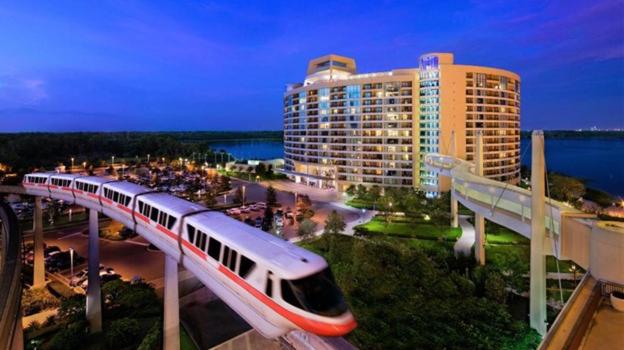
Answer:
0;0;622;132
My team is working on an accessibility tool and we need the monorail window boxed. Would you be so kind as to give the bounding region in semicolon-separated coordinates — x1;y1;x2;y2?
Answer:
208;237;221;260
222;246;230;266
238;255;255;278
138;201;144;214
228;250;237;271
124;196;131;206
150;207;159;222
265;276;273;297
167;216;176;230
280;268;347;317
199;232;207;251
113;191;119;203
187;225;196;243
158;212;168;227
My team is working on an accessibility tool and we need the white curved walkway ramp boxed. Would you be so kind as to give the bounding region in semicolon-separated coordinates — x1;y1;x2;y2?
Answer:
454;215;475;257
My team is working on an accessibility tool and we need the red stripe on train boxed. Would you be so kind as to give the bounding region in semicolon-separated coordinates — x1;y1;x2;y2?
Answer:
117;204;133;214
218;266;356;336
136;209;356;336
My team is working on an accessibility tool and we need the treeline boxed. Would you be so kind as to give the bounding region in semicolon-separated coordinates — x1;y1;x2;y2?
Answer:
520;130;624;139
0;131;282;173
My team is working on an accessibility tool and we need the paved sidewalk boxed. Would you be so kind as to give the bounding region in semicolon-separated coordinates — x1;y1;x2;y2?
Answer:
454;215;475;257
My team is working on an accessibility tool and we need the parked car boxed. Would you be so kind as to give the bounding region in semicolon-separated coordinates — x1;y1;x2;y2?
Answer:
47;251;85;272
244;218;255;226
254;217;262;228
81;273;121;290
275;217;284;227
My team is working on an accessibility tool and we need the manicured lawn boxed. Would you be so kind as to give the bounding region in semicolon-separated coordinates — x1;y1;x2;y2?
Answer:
345;197;376;209
486;228;530;245
546;256;582;274
356;216;461;241
487;243;583;274
181;326;198;350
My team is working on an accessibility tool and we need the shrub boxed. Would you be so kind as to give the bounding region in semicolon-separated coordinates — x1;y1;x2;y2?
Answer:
22;287;59;316
106;317;142;349
48;321;88;350
57;295;86;323
138;320;162;350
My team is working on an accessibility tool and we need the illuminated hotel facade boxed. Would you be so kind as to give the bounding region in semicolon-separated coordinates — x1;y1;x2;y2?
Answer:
282;53;520;193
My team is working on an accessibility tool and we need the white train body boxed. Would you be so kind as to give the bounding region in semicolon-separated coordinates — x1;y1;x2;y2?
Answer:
22;173;356;338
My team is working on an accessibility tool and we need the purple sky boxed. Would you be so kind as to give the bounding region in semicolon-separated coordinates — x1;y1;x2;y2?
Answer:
0;0;622;131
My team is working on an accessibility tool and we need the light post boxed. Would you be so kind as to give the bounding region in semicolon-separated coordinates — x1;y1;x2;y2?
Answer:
256;175;260;183
69;208;72;222
82;161;87;173
570;264;578;286
242;185;246;207
224;194;227;205
69;247;74;283
147;154;151;164
71;157;75;173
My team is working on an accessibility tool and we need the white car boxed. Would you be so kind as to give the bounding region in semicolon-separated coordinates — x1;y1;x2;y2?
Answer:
275;217;284;227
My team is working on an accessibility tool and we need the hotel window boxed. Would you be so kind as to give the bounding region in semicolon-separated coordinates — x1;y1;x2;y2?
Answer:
476;73;486;87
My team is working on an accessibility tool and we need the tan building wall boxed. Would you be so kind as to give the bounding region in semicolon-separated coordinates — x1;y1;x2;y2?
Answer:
284;53;520;193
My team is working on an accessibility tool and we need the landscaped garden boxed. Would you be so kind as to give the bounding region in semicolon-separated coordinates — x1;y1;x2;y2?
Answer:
302;234;541;350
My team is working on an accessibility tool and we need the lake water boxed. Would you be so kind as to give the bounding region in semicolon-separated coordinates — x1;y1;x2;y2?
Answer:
211;137;624;196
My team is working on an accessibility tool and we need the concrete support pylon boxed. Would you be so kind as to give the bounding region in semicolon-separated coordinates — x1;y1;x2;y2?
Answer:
450;192;459;228
474;130;486;265
163;255;180;350
86;209;102;333
11;314;24;350
530;130;547;336
32;196;45;288
450;130;459;228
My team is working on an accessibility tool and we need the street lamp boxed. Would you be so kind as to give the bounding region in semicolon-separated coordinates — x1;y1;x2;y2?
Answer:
111;156;115;167
569;264;578;286
69;247;75;283
71;157;74;172
147;154;151;164
256;175;260;182
242;185;246;206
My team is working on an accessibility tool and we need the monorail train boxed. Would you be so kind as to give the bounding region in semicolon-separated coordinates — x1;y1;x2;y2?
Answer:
22;173;356;338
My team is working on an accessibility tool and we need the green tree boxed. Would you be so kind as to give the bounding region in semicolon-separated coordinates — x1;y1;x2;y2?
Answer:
355;184;368;199
345;185;356;196
369;185;382;203
266;185;277;206
548;173;585;202
234;186;245;205
204;190;217;207
256;163;267;176
324;210;346;235
262;207;274;232
48;321;88;350
106;317;142;349
57;295;86;323
484;270;507;304
297;219;316;240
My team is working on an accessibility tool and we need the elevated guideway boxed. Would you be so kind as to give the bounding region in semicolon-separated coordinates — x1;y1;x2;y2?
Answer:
0;200;23;350
424;148;623;283
1;175;356;350
424;130;624;339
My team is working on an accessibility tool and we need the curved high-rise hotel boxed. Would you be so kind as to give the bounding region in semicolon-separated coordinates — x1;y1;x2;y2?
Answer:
283;53;520;193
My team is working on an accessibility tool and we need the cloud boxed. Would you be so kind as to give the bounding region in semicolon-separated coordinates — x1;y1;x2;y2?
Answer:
0;75;48;107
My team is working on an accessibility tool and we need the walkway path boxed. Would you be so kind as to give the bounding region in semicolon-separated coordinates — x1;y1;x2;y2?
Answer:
454;215;475;257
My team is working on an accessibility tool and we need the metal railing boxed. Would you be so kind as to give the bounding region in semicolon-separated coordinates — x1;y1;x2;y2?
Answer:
0;200;22;349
